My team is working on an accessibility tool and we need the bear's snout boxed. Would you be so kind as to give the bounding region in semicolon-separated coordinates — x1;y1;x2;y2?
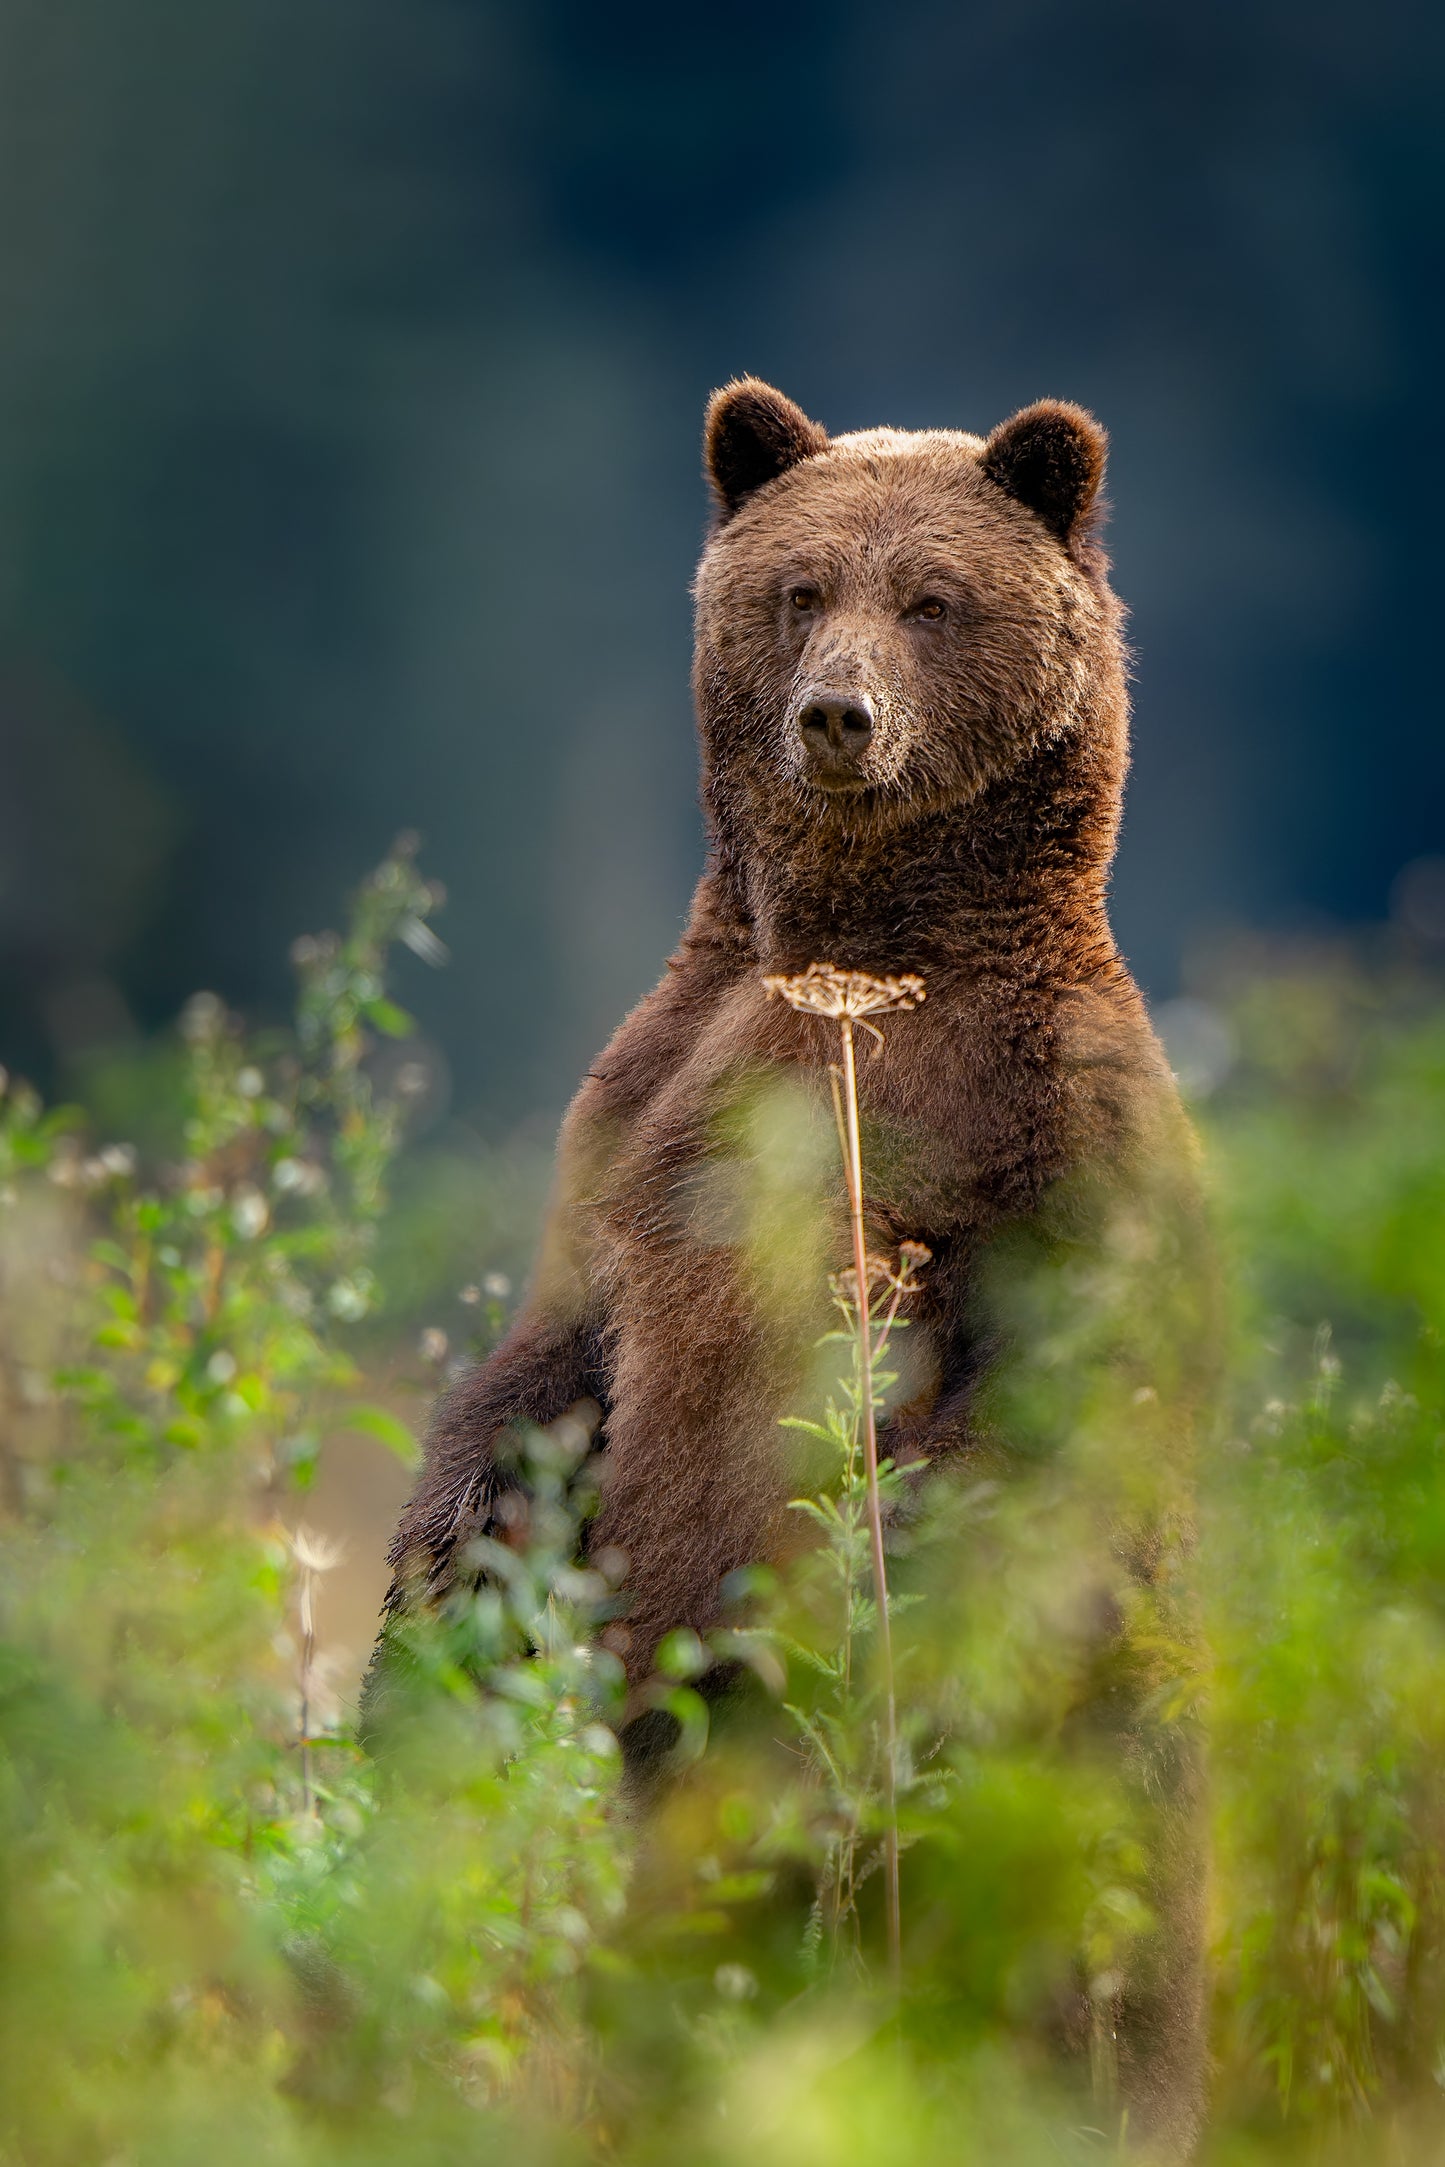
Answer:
793;684;875;785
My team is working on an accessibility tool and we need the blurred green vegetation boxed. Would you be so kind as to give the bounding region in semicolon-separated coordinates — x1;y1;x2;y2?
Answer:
3;861;1445;2163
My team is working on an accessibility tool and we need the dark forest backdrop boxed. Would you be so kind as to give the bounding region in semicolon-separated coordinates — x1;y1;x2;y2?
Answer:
0;0;1440;1124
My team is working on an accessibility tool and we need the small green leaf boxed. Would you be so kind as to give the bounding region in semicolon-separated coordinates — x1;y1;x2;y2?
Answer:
94;1322;141;1350
340;1404;420;1464
655;1628;709;1682
365;999;415;1039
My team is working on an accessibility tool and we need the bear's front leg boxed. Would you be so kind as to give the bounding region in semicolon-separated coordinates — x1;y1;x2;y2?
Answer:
588;1225;828;1693
360;1305;608;1739
391;1307;610;1588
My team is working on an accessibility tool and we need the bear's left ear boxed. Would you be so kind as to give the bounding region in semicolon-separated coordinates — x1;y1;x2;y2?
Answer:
981;400;1107;546
705;378;829;519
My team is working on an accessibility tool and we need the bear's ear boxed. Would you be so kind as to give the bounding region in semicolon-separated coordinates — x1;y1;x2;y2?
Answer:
981;400;1107;546
704;378;829;518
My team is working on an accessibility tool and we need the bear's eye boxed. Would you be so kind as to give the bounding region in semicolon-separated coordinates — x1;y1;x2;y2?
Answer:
906;596;947;622
789;586;821;613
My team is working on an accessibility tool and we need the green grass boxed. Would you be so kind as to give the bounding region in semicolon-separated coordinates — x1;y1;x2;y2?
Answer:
2;860;1445;2162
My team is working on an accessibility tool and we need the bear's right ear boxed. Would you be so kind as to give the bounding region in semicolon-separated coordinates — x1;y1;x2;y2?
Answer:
704;378;829;519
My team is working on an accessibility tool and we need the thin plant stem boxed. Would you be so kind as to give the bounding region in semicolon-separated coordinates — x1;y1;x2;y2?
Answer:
837;1012;902;1990
298;1558;316;1816
292;1527;342;1817
764;964;923;1985
827;1062;856;1718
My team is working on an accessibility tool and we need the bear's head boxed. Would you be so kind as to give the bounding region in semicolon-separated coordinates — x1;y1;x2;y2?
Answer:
691;380;1128;945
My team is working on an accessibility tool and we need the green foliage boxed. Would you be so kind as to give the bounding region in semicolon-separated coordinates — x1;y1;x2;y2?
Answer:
1202;957;1445;2141
3;877;1445;2162
50;840;446;1487
0;844;625;2164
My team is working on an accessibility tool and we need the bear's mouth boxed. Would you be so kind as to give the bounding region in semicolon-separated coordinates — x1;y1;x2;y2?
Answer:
798;739;876;796
809;767;872;796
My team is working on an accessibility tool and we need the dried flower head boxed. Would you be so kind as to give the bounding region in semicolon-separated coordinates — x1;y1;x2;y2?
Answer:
829;1254;895;1308
290;1525;346;1575
180;990;227;1046
762;963;926;1021
830;1240;933;1310
231;1184;270;1239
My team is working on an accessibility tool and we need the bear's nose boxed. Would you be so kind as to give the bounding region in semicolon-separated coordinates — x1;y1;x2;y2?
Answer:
797;689;875;756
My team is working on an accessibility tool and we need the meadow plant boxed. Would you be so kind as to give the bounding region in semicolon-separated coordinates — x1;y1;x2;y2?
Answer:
0;844;630;2162
772;1237;932;1979
2;864;1445;2162
763;962;927;1984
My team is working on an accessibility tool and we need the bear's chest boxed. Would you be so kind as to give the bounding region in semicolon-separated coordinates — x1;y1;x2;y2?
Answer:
609;976;1078;1256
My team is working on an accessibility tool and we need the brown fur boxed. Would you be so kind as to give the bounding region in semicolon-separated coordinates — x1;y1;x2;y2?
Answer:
374;381;1208;2156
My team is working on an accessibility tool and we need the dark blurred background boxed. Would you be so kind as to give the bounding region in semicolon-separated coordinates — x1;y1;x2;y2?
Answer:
0;0;1441;1130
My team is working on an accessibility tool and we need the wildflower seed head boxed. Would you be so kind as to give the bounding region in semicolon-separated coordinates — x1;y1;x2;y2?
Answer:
231;1185;270;1239
290;1525;346;1575
831;1240;933;1308
180;991;227;1045
829;1255;895;1306
273;1156;326;1197
762;963;926;1021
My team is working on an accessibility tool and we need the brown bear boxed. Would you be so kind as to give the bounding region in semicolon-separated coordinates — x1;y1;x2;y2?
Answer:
375;380;1209;2155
